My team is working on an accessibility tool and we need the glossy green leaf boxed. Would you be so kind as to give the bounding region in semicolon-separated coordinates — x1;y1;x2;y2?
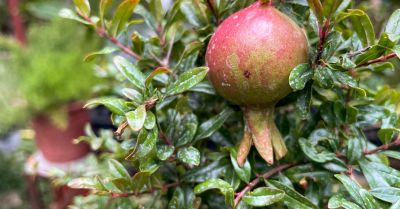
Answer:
393;45;400;59
371;187;400;203
382;150;400;160
177;146;200;166
59;8;91;24
289;63;313;91
131;171;151;192
108;159;131;179
195;108;234;141
359;159;390;189
307;0;324;23
110;0;140;36
73;0;90;17
296;82;312;119
183;159;230;183
126;105;146;132
99;0;112;24
135;128;158;159
121;88;143;107
85;97;129;115
335;174;379;209
242;187;285;207
323;0;343;18
230;148;251;183
314;66;334;88
84;46;118;62
194;179;234;206
180;1;202;27
144;111;156;130
338;9;375;47
385;9;400;41
299;138;336;163
167;67;209;95
113;56;146;90
267;180;319;209
328;194;363;209
156;144;174;161
390;200;400;209
367;162;400;186
346;137;364;163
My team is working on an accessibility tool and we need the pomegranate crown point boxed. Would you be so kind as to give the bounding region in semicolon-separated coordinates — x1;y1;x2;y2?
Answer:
259;0;274;6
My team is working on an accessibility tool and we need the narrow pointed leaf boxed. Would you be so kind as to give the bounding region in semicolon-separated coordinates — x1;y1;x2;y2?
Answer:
113;56;146;91
167;67;209;95
85;97;128;115
243;187;285;207
195;108;234;141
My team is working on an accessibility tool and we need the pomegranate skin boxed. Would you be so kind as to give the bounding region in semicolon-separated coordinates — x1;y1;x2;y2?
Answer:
206;2;308;107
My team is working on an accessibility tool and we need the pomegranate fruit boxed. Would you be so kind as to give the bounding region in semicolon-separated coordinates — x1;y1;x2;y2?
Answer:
206;1;308;165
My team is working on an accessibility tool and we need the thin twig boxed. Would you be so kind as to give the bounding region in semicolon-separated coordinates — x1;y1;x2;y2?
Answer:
114;121;128;138
356;52;397;67
233;164;293;207
364;136;400;155
348;46;372;58
79;14;142;60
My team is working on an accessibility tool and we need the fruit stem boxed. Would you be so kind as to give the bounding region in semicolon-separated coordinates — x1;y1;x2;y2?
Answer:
259;0;273;6
243;106;287;165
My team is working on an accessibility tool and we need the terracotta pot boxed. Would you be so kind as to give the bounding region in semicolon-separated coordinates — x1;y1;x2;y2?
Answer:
32;103;91;162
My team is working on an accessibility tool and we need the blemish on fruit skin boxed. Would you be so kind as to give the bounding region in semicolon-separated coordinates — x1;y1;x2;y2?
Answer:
243;70;251;78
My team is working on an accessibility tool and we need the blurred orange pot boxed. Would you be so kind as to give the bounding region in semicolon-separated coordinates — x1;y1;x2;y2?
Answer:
32;102;90;162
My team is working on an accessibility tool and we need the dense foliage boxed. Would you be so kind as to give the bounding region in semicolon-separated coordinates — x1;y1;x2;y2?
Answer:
60;0;400;208
0;17;103;133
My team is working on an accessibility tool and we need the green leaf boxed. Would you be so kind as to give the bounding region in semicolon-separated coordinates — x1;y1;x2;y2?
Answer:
390;200;400;209
367;162;400;186
108;159;131;179
314;66;334;88
121;88;143;107
371;187;400;203
59;8;91;24
167;67;209;95
242;187;285;207
346;137;364;163
195;108;234;141
296;82;312;119
323;0;343;18
113;56;146;91
328;194;363;209
358;159;390;189
135;128;158;159
126;105;146;132
183;159;230;183
177;146;201;166
99;0;112;24
267;180;318;209
299;138;336;163
385;9;400;41
73;0;90;17
393;45;400;59
144;111;156;130
85;97;128;115
289;63;313;91
229;148;251;183
68;177;96;189
338;9;375;47
194;179;234;206
84;46;118;62
180;1;202;27
335;174;379;209
382;150;400;160
131;171;151;192
145;67;172;87
110;0;140;36
156;144;174;161
307;0;324;23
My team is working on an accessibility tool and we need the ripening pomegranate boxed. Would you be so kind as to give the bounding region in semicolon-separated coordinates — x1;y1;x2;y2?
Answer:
206;1;308;165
